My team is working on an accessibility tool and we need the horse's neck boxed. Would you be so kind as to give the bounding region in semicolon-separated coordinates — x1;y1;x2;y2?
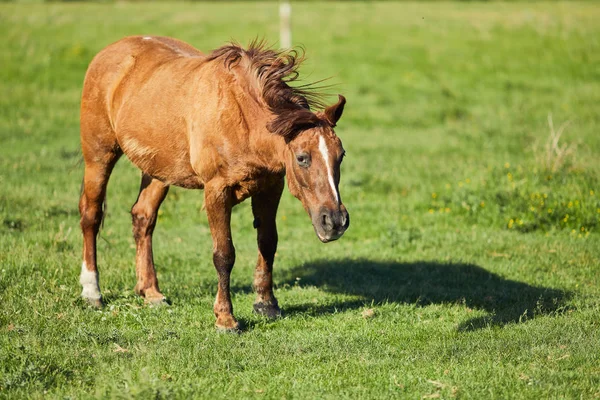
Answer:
227;71;287;174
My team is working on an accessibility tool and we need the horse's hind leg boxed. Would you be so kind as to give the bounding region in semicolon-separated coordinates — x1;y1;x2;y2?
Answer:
79;151;120;307
131;173;169;305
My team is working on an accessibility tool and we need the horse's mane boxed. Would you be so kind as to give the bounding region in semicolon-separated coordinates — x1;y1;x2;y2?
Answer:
207;40;328;140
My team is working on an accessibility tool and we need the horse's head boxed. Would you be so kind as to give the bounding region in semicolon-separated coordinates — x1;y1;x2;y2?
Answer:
280;95;349;243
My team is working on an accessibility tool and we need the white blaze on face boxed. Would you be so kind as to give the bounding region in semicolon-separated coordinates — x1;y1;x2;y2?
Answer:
80;261;101;300
318;135;339;204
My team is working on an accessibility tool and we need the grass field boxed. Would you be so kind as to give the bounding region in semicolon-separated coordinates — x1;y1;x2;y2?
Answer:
1;1;600;398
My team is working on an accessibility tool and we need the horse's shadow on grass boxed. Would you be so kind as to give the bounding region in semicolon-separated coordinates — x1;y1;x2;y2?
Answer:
277;259;572;331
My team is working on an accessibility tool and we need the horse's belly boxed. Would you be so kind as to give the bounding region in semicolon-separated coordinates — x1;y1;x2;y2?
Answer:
118;133;204;189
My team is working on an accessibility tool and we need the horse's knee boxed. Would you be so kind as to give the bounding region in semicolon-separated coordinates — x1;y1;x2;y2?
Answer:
213;245;235;274
260;239;277;260
131;204;157;240
258;232;278;264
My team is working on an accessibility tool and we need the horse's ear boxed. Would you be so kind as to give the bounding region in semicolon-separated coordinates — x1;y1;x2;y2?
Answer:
324;95;346;127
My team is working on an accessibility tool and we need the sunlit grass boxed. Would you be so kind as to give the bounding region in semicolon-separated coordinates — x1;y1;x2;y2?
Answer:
1;2;599;399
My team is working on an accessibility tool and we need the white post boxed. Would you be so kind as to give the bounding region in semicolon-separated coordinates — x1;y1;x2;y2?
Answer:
280;0;292;49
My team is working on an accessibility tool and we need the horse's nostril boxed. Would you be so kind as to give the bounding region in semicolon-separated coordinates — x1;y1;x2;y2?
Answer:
342;211;349;229
321;213;332;230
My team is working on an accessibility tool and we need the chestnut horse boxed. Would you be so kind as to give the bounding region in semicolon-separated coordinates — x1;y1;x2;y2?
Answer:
79;36;349;331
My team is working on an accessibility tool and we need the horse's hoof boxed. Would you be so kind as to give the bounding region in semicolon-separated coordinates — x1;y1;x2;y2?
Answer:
84;297;103;308
216;325;241;334
145;296;169;307
253;302;282;319
215;316;240;333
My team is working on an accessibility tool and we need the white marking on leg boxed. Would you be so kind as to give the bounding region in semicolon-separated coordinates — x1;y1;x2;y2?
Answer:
318;135;339;203
80;261;101;300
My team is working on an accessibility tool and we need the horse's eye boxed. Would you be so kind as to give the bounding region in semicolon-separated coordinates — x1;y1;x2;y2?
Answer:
296;153;311;168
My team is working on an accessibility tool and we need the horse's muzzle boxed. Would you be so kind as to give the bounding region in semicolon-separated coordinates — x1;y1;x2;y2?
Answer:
314;204;349;243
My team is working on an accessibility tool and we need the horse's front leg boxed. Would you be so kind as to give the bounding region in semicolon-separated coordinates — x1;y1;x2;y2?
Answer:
251;179;284;318
204;185;239;332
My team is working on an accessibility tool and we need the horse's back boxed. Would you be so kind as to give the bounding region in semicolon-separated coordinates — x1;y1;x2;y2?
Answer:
82;35;205;112
143;36;204;57
81;36;208;188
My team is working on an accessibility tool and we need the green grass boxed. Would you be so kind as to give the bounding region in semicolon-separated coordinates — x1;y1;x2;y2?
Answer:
1;1;600;398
